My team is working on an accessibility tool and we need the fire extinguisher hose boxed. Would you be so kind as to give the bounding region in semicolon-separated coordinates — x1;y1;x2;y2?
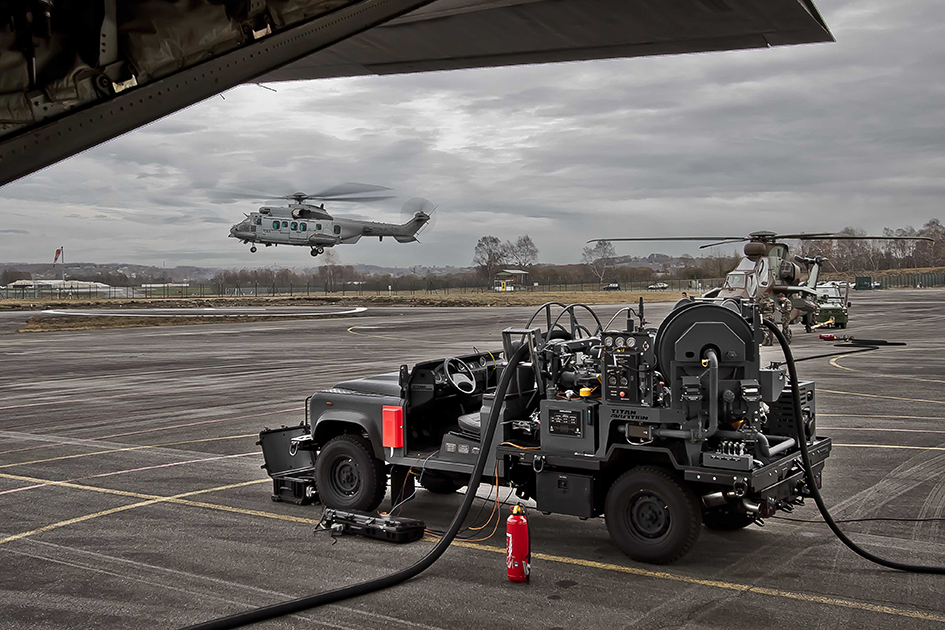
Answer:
181;342;533;630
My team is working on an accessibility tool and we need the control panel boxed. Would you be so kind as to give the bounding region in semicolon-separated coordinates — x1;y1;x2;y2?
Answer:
601;331;655;404
540;399;598;454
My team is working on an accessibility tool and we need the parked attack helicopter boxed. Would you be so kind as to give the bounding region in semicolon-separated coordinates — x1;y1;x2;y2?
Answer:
228;183;435;257
590;231;933;327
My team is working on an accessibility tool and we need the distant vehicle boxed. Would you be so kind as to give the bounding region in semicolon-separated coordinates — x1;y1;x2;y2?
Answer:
648;282;669;291
808;284;850;330
602;283;621;291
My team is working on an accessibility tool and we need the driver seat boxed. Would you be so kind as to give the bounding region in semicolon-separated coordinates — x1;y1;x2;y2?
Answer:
457;411;481;436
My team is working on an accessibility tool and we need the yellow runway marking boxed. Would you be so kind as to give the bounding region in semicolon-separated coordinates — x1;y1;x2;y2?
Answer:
445;540;945;623
834;443;945;452
0;472;320;538
0;434;257;469
819;413;945;421
819;389;945;405
829;354;945;385
4;470;943;623
346;325;421;343
0;478;267;546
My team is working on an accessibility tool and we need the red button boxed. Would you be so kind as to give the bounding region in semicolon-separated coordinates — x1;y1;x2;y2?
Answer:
619;391;625;398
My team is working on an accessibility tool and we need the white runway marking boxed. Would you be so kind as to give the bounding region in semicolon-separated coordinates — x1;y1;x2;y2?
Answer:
40;307;367;318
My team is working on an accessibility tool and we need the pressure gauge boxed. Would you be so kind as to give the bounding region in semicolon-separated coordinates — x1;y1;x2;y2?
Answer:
615;336;626;348
626;337;636;348
479;356;487;367
603;336;614;348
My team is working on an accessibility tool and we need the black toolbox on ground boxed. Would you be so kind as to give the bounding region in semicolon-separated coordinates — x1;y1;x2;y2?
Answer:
321;509;425;544
258;424;318;505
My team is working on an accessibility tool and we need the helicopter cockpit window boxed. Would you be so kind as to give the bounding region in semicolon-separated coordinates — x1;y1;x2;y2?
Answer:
333;225;341;235
757;258;770;287
254;217;261;226
290;222;298;231
272;221;279;230
745;274;758;297
724;273;747;289
300;223;307;232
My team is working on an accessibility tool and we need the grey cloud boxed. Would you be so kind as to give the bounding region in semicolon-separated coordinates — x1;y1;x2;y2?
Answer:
2;0;943;267
0;229;28;234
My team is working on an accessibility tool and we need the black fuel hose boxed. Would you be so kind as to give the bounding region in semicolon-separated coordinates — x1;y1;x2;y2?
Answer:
181;343;532;630
765;320;945;574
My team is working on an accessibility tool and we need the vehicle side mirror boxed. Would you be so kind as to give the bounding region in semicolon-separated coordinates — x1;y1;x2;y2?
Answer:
847;301;852;308
399;364;409;396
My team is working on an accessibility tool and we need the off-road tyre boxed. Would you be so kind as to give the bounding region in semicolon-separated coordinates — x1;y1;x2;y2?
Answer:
605;466;701;564
838;322;847;329
419;474;464;494
315;434;386;511
702;506;756;531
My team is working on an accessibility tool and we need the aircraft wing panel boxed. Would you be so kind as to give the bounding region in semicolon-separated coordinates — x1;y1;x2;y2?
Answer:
258;0;833;81
0;0;831;188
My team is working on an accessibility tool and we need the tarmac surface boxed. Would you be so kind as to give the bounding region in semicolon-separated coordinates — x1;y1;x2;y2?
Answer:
1;291;943;629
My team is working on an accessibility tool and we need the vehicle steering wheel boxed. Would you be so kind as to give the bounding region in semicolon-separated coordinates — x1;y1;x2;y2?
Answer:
443;357;477;394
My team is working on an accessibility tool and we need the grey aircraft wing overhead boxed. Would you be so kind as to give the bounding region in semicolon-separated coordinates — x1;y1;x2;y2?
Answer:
0;0;832;189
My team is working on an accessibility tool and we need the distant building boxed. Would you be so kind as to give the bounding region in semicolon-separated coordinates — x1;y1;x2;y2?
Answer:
494;269;529;292
1;279;113;296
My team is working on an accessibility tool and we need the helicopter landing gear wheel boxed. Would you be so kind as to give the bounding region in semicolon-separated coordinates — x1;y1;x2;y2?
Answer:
250;246;257;253
311;246;325;257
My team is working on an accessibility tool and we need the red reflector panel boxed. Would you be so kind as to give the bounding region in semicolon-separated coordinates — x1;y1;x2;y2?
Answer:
383;406;404;448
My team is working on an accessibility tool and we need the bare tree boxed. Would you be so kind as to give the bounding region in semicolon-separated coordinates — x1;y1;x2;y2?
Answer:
581;240;616;286
507;235;539;268
473;235;509;285
319;249;340;292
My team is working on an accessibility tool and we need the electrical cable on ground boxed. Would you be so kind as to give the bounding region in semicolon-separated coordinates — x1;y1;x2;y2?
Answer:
766;320;945;575
181;342;532;630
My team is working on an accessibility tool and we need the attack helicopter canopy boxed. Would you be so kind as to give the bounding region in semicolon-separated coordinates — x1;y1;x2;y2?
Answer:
0;0;832;188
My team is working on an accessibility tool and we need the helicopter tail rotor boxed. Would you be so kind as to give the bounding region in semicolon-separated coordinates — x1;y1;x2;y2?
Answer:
400;197;437;241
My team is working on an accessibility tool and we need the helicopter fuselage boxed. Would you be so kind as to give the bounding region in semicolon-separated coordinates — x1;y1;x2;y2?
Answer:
229;203;428;254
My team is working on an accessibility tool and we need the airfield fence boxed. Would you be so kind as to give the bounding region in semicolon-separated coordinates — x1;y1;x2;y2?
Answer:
5;274;944;301
868;272;945;289
1;278;722;300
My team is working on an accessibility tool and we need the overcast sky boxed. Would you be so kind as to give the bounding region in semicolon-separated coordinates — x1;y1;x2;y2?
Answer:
1;0;943;269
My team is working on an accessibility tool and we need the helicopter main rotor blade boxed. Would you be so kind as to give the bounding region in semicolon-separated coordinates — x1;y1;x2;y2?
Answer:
818;234;933;241
587;236;745;244
698;239;750;249
307;182;392;198
310;194;397;202
776;232;851;240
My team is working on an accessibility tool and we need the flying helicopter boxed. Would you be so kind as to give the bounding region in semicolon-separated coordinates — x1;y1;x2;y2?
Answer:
589;230;933;326
228;183;436;257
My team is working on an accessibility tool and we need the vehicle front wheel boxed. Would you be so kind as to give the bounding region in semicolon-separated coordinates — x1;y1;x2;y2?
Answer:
316;435;386;511
605;466;701;564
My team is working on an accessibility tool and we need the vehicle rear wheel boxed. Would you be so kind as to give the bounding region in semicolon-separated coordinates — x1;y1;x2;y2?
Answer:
702;506;755;531
838;322;847;329
419;473;464;494
605;466;701;564
316;434;386;511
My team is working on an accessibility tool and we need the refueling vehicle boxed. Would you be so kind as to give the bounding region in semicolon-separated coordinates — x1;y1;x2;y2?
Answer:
259;299;831;564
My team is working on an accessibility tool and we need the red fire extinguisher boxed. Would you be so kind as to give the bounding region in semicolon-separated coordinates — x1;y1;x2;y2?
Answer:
506;504;530;583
